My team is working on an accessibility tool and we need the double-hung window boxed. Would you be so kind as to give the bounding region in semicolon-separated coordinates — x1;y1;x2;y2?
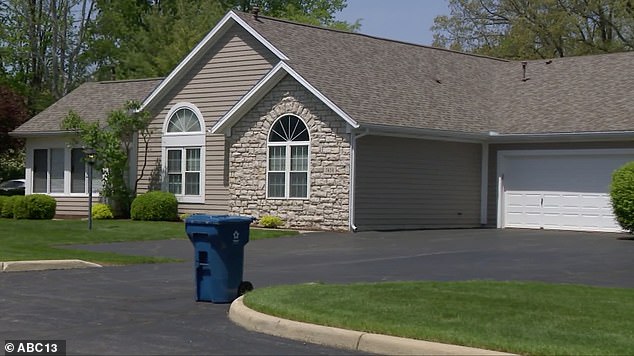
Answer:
167;148;201;195
267;115;310;198
162;104;205;203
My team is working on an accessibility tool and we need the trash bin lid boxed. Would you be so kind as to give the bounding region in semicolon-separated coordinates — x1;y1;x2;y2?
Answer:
185;214;254;226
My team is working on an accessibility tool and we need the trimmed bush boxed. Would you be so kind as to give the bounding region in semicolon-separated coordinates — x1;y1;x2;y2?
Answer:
610;162;634;232
12;196;29;219
0;196;7;215
1;195;19;218
259;215;284;228
92;203;114;220
130;191;178;221
26;194;57;219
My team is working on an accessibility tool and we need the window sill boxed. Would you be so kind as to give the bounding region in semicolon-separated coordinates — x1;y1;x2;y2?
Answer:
176;196;205;204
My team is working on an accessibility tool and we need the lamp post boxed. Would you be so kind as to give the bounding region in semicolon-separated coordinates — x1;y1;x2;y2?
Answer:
84;148;96;230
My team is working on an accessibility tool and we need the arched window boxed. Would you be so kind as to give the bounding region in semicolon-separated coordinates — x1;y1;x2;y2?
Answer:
162;104;205;203
267;115;310;198
167;108;201;133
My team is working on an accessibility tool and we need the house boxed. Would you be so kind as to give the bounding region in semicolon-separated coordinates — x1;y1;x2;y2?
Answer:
11;10;634;232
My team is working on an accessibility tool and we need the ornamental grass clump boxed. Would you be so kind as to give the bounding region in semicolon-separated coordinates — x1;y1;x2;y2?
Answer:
259;215;284;228
92;203;114;219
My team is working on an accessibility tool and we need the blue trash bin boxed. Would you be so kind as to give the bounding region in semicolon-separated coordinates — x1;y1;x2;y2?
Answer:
185;214;254;303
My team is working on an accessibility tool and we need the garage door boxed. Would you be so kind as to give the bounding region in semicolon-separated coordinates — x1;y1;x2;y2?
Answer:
498;149;634;232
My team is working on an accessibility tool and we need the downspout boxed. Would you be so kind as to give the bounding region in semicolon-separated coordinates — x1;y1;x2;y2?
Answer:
480;143;489;226
349;128;370;232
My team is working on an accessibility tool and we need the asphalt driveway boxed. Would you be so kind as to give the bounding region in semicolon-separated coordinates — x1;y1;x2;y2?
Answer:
1;228;633;355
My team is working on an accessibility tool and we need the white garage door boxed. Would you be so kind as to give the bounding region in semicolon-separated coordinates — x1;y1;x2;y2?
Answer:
498;149;634;232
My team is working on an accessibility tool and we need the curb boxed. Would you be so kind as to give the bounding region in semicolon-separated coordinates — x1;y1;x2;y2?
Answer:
0;259;102;272
229;296;515;355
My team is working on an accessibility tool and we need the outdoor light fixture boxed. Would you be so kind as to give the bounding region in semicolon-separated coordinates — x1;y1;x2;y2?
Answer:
84;147;96;231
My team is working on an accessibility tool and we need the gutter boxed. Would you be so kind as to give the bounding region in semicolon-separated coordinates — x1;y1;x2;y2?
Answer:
488;130;634;143
9;130;72;138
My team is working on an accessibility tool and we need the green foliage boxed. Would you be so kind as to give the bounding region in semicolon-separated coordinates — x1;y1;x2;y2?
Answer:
12;196;28;219
0;196;7;213
610;161;634;232
0;149;25;182
179;213;191;221
1;195;20;218
92;203;114;220
433;0;634;59
131;191;179;221
24;194;57;219
62;101;152;218
259;215;284;228
91;0;359;80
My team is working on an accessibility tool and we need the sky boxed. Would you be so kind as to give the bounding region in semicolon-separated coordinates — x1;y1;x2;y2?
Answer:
336;0;450;46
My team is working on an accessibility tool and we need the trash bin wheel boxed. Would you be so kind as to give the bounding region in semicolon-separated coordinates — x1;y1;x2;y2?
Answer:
238;281;254;296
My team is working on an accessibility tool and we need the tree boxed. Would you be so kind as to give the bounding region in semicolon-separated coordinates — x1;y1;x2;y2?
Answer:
62;101;153;217
0;85;29;181
91;0;359;80
228;0;360;30
432;0;634;59
0;0;96;111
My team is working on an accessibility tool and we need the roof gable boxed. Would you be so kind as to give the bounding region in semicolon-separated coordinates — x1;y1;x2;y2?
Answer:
139;11;288;113
211;62;359;134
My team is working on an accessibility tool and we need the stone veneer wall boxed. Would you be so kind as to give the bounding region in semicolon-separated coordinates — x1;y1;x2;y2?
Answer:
228;75;351;230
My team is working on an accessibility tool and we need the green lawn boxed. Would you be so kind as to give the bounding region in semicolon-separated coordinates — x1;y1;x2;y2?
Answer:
245;281;634;356
0;218;298;264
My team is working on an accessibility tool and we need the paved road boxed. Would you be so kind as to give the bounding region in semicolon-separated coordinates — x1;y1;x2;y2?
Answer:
1;228;633;355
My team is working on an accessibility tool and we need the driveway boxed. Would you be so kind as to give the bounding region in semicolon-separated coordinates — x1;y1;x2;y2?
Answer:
1;229;633;355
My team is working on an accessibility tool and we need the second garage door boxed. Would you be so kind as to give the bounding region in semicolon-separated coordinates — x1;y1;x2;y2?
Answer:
498;149;634;232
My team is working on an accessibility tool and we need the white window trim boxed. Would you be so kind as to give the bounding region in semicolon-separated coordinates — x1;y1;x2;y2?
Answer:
162;102;206;204
266;115;311;199
28;146;102;197
163;102;205;136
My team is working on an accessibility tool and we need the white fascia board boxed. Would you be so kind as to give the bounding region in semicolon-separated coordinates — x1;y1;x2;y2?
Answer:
139;11;287;112
210;62;359;134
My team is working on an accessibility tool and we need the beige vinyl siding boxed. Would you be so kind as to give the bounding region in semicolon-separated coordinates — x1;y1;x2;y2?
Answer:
354;136;482;230
53;196;100;217
486;141;634;227
137;24;278;214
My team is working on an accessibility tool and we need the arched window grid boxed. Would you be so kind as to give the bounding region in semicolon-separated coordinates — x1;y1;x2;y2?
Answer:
163;103;205;135
266;115;310;199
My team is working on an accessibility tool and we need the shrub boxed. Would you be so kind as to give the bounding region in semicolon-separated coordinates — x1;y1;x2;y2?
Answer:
12;196;29;219
179;213;191;221
1;195;19;218
610;162;634;232
130;191;178;221
0;196;7;215
92;203;114;220
259;215;284;228
26;194;57;219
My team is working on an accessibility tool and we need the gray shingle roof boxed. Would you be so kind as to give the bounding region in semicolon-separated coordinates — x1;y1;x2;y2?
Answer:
12;78;162;135
492;52;634;134
235;12;634;135
15;12;634;137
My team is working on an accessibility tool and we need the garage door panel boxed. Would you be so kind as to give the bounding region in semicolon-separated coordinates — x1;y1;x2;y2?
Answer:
500;150;634;232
